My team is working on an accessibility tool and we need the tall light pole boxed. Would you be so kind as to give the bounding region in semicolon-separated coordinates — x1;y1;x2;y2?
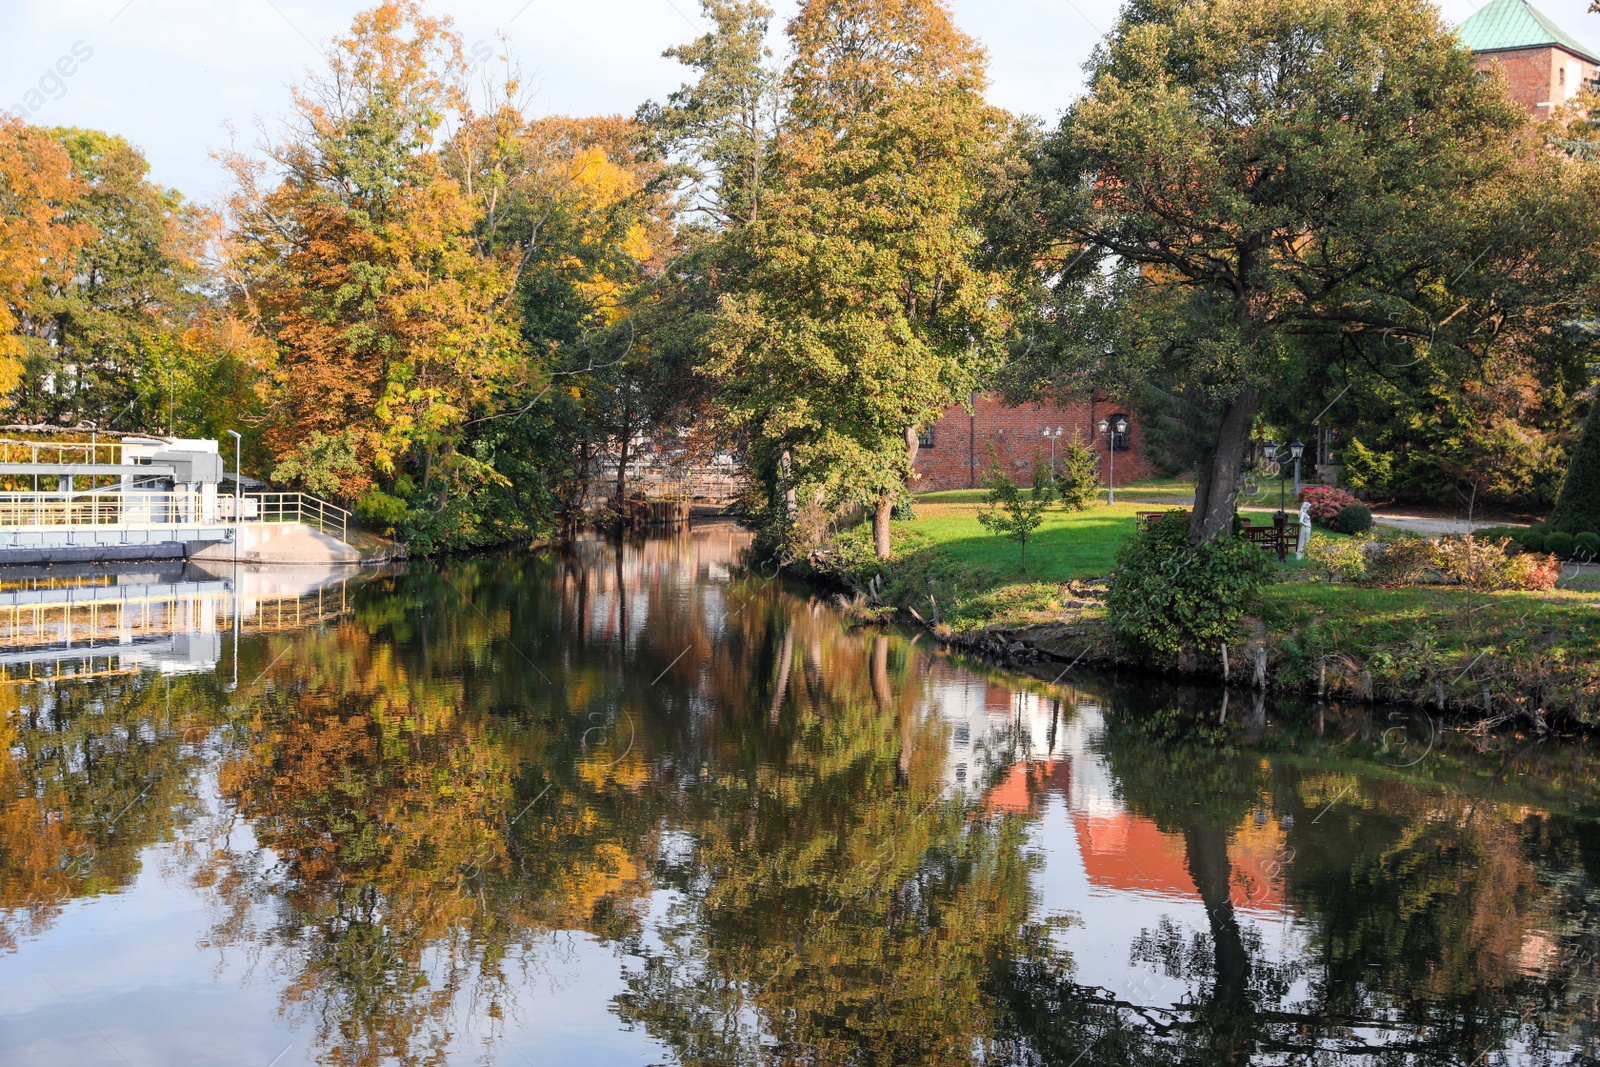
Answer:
1098;416;1127;506
227;430;242;553
1262;439;1304;562
226;429;242;688
1041;426;1062;482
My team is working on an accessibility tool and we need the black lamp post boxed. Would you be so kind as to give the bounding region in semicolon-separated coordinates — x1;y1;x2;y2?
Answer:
1098;416;1127;506
1262;439;1305;562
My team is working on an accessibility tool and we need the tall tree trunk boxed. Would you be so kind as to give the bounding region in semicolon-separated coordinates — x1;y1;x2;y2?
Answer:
781;449;797;519
769;624;794;724
1181;815;1251;1010
871;634;892;711
1189;387;1260;543
874;491;893;559
614;401;632;512
872;426;922;560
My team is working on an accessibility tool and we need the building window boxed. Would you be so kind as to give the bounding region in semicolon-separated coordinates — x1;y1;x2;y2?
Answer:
1109;414;1131;452
917;427;935;448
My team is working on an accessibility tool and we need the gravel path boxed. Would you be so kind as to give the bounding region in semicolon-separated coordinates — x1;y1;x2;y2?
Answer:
1370;513;1528;537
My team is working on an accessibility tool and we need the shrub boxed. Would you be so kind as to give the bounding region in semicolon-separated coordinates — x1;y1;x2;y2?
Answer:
1306;533;1368;582
1510;553;1561;591
1575;532;1600;560
1546;531;1575;559
1473;526;1522;542
1365;536;1435;587
1514;529;1546;553
1298;485;1363;524
1107;514;1272;654
1431;535;1524;589
1332;503;1373;534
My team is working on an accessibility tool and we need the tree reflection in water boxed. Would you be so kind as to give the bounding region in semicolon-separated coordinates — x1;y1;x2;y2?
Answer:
0;527;1597;1065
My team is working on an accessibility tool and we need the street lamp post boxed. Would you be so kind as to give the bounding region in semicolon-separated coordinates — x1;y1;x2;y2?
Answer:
1262;439;1305;562
1097;416;1127;507
227;430;242;555
1041;426;1062;482
225;429;242;689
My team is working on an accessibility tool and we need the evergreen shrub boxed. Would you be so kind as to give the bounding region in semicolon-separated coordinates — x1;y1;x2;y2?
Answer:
1332;503;1373;534
1107;514;1272;654
1550;404;1600;534
1575;532;1600;560
1546;531;1575;558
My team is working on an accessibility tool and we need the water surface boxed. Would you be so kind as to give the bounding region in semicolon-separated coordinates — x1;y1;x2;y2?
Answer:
1;527;1597;1065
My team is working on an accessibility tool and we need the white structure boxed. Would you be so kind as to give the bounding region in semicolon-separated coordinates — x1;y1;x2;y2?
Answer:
0;434;351;563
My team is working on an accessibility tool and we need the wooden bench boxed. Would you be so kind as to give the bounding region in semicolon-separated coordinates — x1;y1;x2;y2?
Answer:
1136;510;1188;529
1242;523;1288;556
1138;510;1288;556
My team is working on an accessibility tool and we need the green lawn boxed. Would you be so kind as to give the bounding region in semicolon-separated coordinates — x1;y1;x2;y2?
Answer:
823;481;1600;718
917;477;1198;508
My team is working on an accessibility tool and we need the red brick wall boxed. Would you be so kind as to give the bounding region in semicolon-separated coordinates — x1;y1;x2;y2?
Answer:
912;393;1160;492
1474;46;1598;116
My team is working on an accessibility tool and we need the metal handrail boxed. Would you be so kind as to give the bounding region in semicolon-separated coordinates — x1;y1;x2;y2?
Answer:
0;439;124;466
0;489;350;542
240;492;350;541
0;490;208;528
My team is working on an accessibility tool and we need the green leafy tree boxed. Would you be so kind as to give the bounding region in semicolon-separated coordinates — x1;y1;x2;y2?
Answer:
708;0;1010;559
1009;0;1599;542
976;454;1055;570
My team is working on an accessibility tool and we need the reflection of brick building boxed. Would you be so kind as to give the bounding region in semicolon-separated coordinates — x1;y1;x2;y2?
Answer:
1460;0;1600;117
912;392;1158;492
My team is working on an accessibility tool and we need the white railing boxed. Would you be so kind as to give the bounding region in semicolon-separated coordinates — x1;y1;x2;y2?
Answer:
0;489;350;542
235;492;350;541
0;490;206;528
0;438;123;466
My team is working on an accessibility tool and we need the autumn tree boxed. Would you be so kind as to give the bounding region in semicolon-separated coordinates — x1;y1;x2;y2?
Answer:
0;128;272;444
1011;0;1599;542
0;115;89;399
446;108;677;524
223;1;521;533
707;0;1010;559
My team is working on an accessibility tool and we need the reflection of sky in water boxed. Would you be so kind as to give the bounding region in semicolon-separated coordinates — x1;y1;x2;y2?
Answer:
0;526;1596;1065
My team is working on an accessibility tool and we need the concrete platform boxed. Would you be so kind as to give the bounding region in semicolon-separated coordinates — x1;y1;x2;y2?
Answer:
0;541;189;566
188;523;361;565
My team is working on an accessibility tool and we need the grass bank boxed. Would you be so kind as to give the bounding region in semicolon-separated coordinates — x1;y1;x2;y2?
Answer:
814;482;1600;726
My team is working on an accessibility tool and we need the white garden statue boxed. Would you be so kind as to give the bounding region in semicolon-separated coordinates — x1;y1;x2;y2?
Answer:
1296;501;1313;559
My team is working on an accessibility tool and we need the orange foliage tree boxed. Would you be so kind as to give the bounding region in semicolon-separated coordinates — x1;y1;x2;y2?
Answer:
0;115;91;398
222;1;523;523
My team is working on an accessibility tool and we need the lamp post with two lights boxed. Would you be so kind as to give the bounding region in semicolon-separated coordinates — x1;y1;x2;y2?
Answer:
1097;415;1128;507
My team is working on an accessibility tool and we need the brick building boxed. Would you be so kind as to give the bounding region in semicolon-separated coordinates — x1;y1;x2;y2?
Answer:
1459;0;1600;117
912;393;1159;492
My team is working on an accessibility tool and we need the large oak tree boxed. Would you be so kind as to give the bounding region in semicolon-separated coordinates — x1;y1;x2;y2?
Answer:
1014;0;1598;541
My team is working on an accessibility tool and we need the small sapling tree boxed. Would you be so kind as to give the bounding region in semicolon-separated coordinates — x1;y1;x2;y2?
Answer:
977;454;1056;571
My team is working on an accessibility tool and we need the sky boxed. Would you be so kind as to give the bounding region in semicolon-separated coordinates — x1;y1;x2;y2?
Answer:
2;0;1597;204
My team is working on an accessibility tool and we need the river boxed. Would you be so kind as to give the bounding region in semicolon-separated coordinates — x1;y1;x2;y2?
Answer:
0;524;1596;1065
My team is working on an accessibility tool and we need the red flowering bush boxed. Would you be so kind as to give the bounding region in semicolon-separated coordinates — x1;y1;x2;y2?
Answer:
1298;486;1363;524
1510;552;1561;591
